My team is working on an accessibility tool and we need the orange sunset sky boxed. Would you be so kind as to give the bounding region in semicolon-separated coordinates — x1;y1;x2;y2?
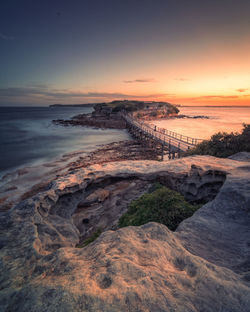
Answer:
1;0;250;106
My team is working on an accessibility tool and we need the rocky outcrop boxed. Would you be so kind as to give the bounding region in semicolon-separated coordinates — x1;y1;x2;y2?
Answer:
0;155;250;311
175;114;209;119
0;141;158;211
53;114;127;129
52;100;180;129
228;151;250;161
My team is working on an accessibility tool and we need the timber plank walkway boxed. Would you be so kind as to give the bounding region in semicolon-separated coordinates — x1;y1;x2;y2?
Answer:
122;113;203;158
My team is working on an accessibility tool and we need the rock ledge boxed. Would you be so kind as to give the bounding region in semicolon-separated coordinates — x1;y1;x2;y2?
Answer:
0;155;250;311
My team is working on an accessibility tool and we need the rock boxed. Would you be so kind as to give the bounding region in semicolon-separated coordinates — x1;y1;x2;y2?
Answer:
74;180;149;241
176;114;210;119
0;155;250;311
228;151;250;161
53;114;127;129
78;188;110;207
17;168;29;176
3;185;17;192
0;141;158;211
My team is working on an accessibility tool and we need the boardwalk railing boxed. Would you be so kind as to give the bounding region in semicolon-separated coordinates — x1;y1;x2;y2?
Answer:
121;113;203;152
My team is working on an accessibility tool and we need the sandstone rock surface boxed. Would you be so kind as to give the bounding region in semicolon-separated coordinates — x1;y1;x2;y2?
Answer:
0;141;159;211
0;155;250;311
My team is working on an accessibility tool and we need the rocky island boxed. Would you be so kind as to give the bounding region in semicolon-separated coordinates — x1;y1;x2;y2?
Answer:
52;100;180;129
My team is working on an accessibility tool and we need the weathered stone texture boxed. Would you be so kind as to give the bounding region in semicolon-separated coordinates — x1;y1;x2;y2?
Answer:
0;155;250;311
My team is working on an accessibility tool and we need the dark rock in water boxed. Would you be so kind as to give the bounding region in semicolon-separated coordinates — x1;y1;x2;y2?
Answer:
176;114;210;119
0;155;250;311
53;112;127;129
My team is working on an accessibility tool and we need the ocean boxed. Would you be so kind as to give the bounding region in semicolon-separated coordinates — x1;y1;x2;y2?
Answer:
1;105;250;178
152;106;250;140
0;106;130;177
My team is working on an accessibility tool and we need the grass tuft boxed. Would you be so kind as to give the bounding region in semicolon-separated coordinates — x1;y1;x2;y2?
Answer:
119;184;200;231
76;228;102;248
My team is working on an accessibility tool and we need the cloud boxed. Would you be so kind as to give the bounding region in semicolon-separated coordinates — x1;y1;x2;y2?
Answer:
28;83;50;89
0;32;15;40
0;87;48;97
195;95;239;99
190;95;239;100
236;88;248;93
123;78;156;83
174;78;190;81
0;86;171;101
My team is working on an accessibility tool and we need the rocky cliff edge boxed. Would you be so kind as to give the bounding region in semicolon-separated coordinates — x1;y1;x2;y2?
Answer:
0;155;250;311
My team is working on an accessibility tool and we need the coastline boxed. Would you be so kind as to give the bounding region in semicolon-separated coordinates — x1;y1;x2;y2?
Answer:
1;105;250;311
0;140;159;211
2;104;250;210
1;153;250;311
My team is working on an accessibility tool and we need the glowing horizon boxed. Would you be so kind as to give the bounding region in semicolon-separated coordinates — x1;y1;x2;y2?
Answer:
1;1;250;107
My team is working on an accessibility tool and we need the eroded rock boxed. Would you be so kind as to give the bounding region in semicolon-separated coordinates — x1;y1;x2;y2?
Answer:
0;155;250;311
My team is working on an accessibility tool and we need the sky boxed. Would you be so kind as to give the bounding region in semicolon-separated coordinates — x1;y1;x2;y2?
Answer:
0;0;250;106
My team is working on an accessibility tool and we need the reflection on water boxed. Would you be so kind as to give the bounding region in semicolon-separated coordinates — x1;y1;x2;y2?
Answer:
152;106;250;140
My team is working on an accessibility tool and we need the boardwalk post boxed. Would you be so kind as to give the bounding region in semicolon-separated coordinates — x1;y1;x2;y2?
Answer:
178;142;180;158
168;139;171;160
161;144;164;161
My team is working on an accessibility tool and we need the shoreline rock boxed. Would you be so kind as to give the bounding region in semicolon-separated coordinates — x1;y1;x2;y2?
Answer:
175;114;210;119
0;155;250;311
0;141;159;211
53;114;127;129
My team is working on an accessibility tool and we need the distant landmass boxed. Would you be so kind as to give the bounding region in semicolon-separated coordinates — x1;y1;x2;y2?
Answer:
49;103;95;107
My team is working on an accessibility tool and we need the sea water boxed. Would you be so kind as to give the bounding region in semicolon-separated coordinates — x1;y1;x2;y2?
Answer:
0;106;130;176
152;106;250;140
1;105;250;177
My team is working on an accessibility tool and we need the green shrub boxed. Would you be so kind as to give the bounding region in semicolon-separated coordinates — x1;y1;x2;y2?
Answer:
185;124;250;158
94;100;179;115
119;185;199;230
112;103;125;112
167;105;179;114
76;228;102;248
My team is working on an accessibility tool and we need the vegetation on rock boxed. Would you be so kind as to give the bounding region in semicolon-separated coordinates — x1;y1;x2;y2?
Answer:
94;100;179;114
119;183;199;230
185;124;250;158
76;228;102;247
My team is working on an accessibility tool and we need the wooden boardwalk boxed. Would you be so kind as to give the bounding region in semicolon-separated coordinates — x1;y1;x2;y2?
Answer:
122;113;203;159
